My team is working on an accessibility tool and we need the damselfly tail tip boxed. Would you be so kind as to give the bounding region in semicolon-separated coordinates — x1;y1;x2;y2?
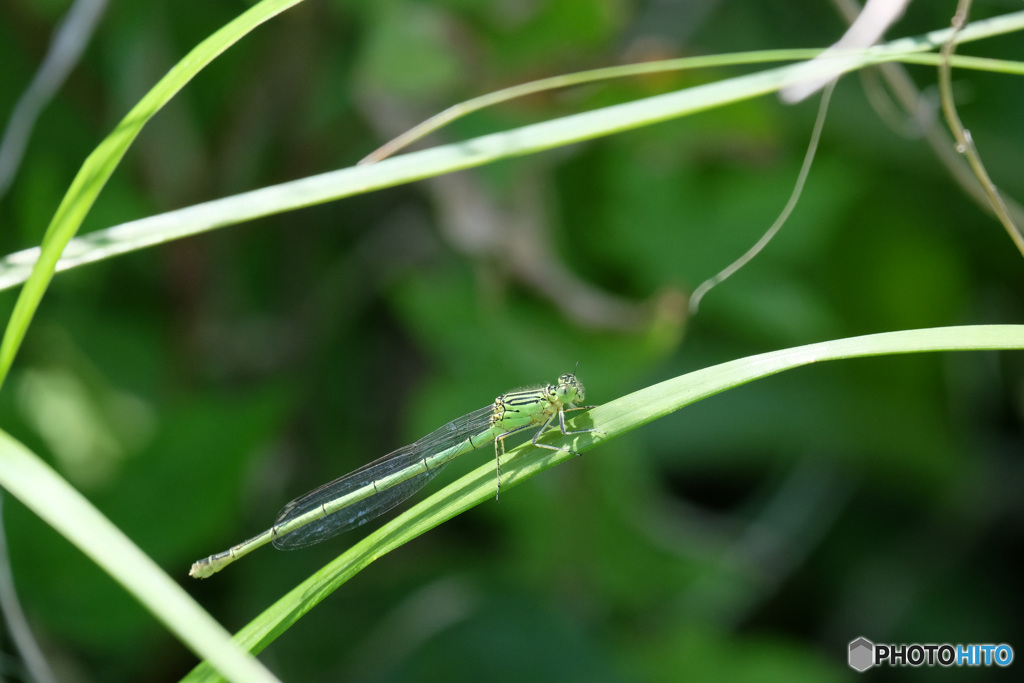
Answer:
189;560;215;579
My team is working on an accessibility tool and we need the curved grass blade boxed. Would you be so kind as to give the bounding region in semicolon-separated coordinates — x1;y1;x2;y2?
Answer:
0;430;280;683
0;1;310;680
182;324;1024;682
0;0;307;389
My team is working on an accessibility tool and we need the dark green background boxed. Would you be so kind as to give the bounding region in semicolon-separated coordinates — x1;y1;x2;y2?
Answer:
1;1;1022;681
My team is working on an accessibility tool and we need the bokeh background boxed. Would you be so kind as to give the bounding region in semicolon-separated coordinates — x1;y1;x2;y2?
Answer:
1;0;1023;681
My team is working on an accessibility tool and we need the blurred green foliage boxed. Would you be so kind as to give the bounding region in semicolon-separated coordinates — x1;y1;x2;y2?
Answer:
1;0;1023;681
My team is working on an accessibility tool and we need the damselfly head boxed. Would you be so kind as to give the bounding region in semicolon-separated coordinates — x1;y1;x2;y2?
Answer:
556;373;585;403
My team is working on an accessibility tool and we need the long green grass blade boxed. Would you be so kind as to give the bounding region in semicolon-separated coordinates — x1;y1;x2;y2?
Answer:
1;11;1022;294
0;1;309;680
0;431;280;683
182;324;1024;682
0;0;306;389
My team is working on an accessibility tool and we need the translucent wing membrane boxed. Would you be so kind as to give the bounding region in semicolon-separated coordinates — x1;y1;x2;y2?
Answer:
189;373;596;577
272;405;496;549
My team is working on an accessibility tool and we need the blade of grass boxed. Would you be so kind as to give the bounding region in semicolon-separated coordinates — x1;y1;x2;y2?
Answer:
357;48;827;164
0;1;307;680
1;12;1022;293
0;0;307;390
0;430;280;683
182;324;1024;682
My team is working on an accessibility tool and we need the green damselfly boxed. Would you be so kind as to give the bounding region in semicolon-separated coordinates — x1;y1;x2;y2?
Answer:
190;373;598;578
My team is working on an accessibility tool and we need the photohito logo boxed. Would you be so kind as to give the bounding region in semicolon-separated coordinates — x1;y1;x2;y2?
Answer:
848;637;1014;671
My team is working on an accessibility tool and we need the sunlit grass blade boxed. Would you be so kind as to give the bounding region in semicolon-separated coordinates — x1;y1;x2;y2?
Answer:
357;48;825;164
181;324;1024;682
1;12;1022;294
0;1;309;680
0;0;307;389
0;431;280;683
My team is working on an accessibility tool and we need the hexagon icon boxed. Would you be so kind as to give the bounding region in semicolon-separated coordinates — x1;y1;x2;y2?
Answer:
849;637;874;672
